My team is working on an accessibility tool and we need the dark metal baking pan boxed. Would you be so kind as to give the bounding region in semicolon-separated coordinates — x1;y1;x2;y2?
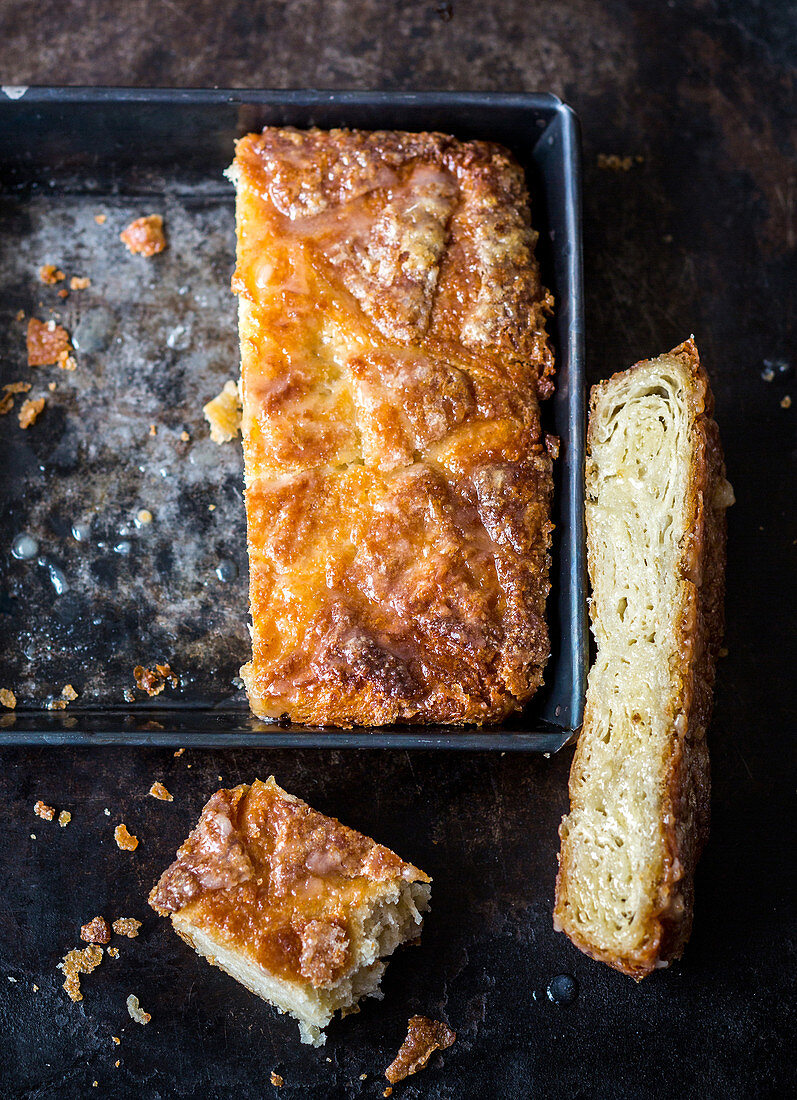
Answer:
0;88;585;749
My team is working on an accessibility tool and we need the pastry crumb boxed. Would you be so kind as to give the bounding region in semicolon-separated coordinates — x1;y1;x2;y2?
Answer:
95;214;107;225
120;215;166;257
383;1090;392;1098
69;276;91;290
148;781;173;802
133;664;177;696
270;1072;284;1087
173;747;185;757
81;916;111;944
114;824;138;851
597;153;643;171
0;688;17;709
107;946;120;958
385;1016;456;1084
123;688;136;703
126;993;151;1024
149;422;157;436
58;944;103;1002
136;509;153;525
15;309;25;321
57;288;69;298
47;684;78;710
203;379;242;443
112;917;142;938
48;381;57;391
18;397;45;428
781;395;792;409
58;810;72;827
112;1035;120;1044
39;264;65;284
27;317;72;367
180;430;190;442
34;800;55;820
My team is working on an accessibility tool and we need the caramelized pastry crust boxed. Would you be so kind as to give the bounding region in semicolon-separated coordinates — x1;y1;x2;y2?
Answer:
230;127;555;726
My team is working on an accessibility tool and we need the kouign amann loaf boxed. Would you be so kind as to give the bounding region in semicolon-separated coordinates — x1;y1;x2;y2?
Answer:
554;339;733;978
228;127;556;727
149;777;430;1045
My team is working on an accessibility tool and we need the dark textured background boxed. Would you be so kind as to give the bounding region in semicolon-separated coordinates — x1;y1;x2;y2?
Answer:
0;1;795;1097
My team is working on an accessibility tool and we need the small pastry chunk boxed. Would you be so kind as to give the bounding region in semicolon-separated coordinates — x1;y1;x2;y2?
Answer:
385;1016;456;1084
149;777;430;1045
120;214;166;256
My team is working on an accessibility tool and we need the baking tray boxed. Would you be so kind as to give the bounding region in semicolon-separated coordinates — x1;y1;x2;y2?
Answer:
0;88;585;749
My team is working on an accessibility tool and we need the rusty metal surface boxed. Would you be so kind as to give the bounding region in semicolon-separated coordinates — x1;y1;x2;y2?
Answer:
0;1;795;1098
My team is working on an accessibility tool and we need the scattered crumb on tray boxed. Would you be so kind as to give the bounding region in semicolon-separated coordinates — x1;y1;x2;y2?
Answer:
0;688;17;709
203;379;242;443
26;317;74;368
173;748;185;757
58;288;69;298
383;1090;392;1098
95;213;107;225
597;153;644;171
112;1035;120;1044
39;264;65;285
59;810;72;827
15;309;25;321
149;422;157;437
81;916;111;944
58;944;103;1002
385;1016;456;1085
136;509;153;526
133;664;177;696
126;994;151;1024
47;684;79;709
0;382;32;416
69;275;91;290
781;395;792;408
107;946;120;958
148;781;173;802
34;800;55;820
112;918;142;938
114;824;138;851
270;1072;284;1088
120;214;166;257
18;397;45;429
180;430;190;442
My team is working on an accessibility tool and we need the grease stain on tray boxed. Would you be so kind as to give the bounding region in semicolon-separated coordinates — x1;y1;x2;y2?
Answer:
0;190;249;704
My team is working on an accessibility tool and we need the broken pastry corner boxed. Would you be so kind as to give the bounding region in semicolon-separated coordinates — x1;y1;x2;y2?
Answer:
203;379;242;444
148;776;431;1046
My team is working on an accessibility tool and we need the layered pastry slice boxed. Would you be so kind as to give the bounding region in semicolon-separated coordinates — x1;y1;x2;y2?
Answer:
554;340;732;977
228;126;556;726
149;777;430;1045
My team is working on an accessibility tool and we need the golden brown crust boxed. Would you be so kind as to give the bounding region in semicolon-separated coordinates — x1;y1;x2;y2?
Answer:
555;338;728;978
149;777;429;989
231;127;555;726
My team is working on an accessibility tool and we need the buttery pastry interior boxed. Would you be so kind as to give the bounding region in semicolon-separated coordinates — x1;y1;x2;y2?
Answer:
229;126;556;727
554;340;732;977
149;777;430;1045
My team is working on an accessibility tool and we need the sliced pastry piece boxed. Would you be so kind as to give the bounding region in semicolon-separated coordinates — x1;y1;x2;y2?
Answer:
149;777;430;1044
554;339;733;978
228;126;556;726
